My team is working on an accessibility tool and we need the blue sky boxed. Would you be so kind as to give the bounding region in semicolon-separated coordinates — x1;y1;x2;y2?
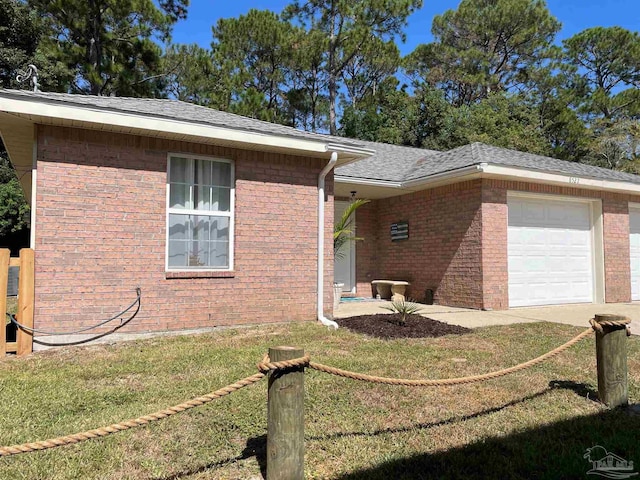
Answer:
172;0;640;55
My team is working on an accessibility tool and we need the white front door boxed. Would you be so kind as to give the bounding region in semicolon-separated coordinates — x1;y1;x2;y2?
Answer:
334;201;356;293
508;196;594;307
629;207;640;301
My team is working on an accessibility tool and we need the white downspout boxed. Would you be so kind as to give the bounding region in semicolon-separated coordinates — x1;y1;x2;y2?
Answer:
317;152;339;329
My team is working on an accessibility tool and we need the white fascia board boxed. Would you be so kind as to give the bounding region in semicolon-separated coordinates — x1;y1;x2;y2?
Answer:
480;164;640;195
402;164;485;189
0;95;371;158
337;162;640;196
334;175;403;188
335;164;483;191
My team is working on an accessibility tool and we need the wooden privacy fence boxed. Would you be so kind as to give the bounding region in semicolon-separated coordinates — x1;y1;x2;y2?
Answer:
1;248;34;357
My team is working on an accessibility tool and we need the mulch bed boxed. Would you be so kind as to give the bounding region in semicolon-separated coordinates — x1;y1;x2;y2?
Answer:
337;313;472;339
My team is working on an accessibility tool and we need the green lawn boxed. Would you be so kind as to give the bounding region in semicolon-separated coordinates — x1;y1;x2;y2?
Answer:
0;322;638;479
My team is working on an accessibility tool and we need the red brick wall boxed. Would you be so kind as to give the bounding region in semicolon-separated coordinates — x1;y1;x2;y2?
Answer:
34;125;334;333
481;185;508;309
354;178;639;310
602;197;631;302
366;180;484;308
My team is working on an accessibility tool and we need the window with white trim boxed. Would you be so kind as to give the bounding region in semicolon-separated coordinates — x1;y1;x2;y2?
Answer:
167;155;233;270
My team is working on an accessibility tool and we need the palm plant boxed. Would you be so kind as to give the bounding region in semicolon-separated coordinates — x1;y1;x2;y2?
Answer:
334;198;370;259
382;299;423;326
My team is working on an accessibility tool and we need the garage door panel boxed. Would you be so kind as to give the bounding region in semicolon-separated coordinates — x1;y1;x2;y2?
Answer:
508;197;594;307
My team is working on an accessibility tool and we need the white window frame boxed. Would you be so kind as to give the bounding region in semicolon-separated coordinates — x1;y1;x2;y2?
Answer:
165;153;235;272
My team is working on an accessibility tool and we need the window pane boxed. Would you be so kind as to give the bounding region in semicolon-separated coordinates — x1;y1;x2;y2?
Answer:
210;217;229;241
212;162;231;187
189;244;208;267
170;157;188;184
169;214;188;240
208;241;229;267
169;184;189;210
194;159;212;186
194;185;211;211
192;216;210;242
168;240;188;267
211;187;231;212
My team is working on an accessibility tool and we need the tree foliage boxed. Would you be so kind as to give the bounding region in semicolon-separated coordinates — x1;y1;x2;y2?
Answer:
1;0;640;179
0;150;29;239
284;0;422;134
406;0;560;106
29;0;188;96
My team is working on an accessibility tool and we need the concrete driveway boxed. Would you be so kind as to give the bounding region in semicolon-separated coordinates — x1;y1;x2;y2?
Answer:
335;300;640;335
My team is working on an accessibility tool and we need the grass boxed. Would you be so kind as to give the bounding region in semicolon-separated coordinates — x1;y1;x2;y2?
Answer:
5;297;17;324
0;322;638;479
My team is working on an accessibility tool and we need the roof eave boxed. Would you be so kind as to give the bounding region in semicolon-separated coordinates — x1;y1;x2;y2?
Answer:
338;162;640;196
0;92;373;163
481;164;640;195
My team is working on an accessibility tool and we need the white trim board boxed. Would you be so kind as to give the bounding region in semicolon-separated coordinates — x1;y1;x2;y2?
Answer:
0;94;374;162
336;163;640;197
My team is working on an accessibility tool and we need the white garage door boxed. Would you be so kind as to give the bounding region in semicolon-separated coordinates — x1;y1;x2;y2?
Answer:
508;197;594;307
630;208;640;301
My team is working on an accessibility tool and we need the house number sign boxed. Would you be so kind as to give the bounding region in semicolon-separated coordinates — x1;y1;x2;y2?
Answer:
391;221;409;241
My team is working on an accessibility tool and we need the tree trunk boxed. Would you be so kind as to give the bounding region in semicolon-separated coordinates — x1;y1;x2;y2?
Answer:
328;0;337;135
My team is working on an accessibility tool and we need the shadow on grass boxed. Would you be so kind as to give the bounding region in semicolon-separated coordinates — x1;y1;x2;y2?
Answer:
152;434;268;480
152;381;616;480
336;406;640;480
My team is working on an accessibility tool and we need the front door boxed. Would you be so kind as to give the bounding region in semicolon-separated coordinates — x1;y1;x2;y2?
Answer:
334;201;356;293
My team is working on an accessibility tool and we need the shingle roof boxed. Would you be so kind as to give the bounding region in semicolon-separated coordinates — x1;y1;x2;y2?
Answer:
405;142;640;185
0;89;366;148
340;141;640;186
335;140;438;182
4;89;640;186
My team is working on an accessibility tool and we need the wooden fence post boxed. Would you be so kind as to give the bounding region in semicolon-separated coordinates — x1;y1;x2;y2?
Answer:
594;314;628;408
267;346;305;480
0;249;9;356
16;248;34;357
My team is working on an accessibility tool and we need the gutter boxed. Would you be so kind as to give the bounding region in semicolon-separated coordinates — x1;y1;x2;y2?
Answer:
394;163;486;189
317;152;339;329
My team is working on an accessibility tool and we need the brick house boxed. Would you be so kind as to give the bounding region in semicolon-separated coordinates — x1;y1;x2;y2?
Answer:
2;89;640;345
335;141;640;309
0;89;374;343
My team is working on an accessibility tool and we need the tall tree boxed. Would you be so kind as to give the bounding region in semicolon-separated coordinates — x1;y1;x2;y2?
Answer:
163;44;225;107
341;37;400;109
563;27;640;121
286;28;329;132
406;0;560;106
211;9;299;123
29;0;188;96
0;0;70;91
284;0;422;134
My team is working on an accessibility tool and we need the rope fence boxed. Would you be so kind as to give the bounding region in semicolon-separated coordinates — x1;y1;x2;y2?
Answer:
0;317;631;462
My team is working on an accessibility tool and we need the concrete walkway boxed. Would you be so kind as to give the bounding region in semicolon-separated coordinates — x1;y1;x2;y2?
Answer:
335;299;640;335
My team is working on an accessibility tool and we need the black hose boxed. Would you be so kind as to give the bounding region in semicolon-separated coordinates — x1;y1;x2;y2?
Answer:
8;287;141;336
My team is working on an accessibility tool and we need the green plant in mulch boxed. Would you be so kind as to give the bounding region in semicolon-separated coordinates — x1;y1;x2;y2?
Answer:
381;298;423;326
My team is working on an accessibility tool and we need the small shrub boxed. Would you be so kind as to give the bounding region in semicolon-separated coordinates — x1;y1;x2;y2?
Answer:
381;298;423;326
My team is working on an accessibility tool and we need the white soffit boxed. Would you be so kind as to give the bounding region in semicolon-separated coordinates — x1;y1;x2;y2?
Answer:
0;112;33;200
